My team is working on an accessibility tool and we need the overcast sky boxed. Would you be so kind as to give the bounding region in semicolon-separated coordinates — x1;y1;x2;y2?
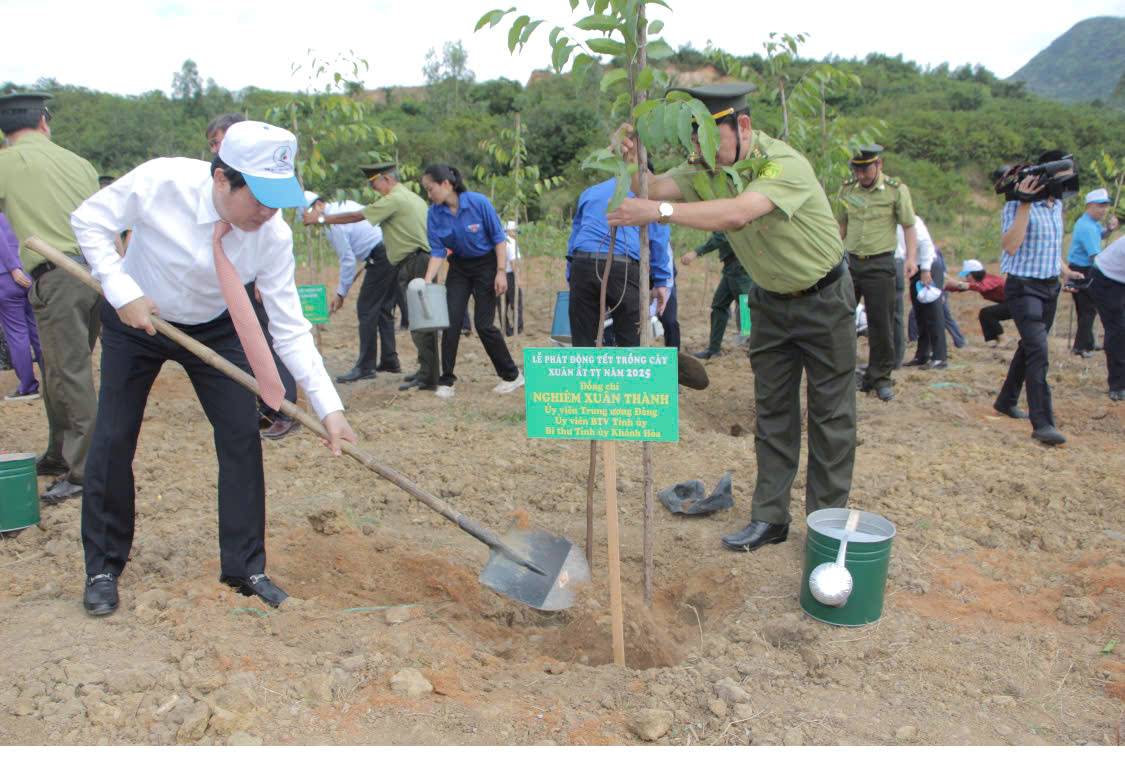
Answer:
2;0;1123;96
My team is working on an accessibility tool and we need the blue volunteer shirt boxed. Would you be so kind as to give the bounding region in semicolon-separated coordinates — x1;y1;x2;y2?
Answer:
567;178;673;288
1000;199;1063;279
427;191;506;260
1067;212;1104;268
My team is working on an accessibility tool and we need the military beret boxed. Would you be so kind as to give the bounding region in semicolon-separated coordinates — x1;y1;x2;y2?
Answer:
850;144;884;166
359;161;396;178
666;82;756;119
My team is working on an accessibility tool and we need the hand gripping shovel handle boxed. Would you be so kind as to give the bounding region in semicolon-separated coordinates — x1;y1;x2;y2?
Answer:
26;237;544;575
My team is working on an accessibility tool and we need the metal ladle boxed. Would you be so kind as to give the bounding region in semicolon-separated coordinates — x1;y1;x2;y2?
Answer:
809;509;860;607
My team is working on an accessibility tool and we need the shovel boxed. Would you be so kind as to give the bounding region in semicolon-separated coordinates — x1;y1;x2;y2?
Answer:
26;237;590;612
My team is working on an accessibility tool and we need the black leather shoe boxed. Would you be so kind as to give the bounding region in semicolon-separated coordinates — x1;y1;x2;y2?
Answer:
336;366;376;383
221;573;288;607
992;402;1028;419
721;521;789;552
1032;426;1066;446
398;377;436;392
693;349;721;359
902;357;928;367
375;360;402;373
876;385;894;402
402;371;418;383
42;477;82;505
83;573;118;616
261;416;299;441
36;454;67;478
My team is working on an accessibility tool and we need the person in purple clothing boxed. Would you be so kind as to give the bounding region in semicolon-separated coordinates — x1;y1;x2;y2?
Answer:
0;211;42;400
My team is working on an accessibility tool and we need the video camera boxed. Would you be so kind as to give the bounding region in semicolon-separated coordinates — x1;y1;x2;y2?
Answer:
993;151;1079;202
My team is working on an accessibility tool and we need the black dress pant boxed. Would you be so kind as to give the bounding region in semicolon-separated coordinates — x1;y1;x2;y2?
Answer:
848;252;897;390
1069;264;1098;352
248;282;296;424
908;258;947;363
502;271;524;336
354;242;398;371
1091;268;1125;392
568;255;641;348
996;276;1060;430
83;302;266;579
440;255;519;386
658;284;680;348
979;302;1013;342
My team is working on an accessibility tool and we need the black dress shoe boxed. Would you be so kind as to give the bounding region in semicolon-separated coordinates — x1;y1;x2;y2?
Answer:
902;357;928;367
221;573;288;607
42;477;82;505
36;454;68;477
693;349;721;359
261;416;300;441
1032;425;1066;446
375;360;402;373
721;520;789;552
336;366;376;383
84;573;118;616
992;402;1028;419
398;377;436;392
402;371;418;383
876;385;894;402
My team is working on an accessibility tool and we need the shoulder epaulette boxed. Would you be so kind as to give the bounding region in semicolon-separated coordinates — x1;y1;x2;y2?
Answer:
884;176;900;188
843;176;858;187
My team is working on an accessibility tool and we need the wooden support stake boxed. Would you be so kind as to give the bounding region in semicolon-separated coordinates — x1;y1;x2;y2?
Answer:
602;440;626;667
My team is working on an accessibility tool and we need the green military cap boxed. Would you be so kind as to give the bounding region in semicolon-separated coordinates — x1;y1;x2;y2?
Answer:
359;161;396;178
850;144;884;166
0;91;52;128
667;82;756;119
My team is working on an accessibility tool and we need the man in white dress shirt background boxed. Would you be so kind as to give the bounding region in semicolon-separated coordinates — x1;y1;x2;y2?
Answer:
71;121;356;616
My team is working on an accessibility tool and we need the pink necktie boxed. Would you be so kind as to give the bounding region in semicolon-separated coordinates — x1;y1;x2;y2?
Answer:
213;235;286;411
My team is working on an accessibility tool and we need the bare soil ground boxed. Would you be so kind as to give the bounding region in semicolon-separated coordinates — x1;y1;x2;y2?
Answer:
1;257;1122;746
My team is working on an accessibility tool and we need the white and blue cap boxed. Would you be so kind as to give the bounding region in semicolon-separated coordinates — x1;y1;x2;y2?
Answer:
218;121;307;209
1085;188;1111;205
959;259;984;277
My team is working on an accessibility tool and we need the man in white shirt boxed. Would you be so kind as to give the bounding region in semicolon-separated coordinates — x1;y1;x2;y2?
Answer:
897;216;948;369
71;121;356;616
502;219;523;336
301;192;398;381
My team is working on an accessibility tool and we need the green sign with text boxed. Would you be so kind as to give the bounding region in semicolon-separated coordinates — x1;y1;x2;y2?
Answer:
298;284;329;324
524;347;678;442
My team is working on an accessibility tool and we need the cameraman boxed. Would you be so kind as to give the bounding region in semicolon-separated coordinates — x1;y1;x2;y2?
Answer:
1067;188;1120;357
994;155;1080;446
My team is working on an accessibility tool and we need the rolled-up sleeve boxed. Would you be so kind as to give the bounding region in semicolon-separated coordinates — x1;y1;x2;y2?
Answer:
71;167;150;308
255;221;344;420
427;209;447;260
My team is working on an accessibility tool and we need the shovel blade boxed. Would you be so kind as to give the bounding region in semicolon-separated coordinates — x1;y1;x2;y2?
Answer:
479;527;591;611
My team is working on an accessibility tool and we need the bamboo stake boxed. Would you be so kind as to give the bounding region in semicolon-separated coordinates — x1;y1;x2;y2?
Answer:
602;438;626;667
586;234;619;571
632;4;656;609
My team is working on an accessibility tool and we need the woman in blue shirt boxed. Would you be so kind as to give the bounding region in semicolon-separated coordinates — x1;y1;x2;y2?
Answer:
422;164;522;398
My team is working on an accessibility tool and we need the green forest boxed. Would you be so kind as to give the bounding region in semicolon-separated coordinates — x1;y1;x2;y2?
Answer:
5;33;1125;265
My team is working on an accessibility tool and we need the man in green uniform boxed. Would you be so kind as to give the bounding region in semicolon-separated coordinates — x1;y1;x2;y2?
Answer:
608;83;856;553
838;144;917;401
0;92;101;504
683;231;754;358
316;162;437;390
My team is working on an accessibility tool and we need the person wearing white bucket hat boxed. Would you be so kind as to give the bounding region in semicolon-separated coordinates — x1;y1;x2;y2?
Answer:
71;120;357;616
1067;187;1120;357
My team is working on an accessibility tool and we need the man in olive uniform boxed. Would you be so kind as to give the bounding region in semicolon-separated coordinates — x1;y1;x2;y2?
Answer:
608;83;856;553
684;231;754;358
0;92;101;504
838;144;917;401
315;162;437;390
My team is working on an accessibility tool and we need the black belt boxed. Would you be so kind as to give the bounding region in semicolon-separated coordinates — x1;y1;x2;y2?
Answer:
1007;274;1059;284
29;255;84;281
848;250;894;261
570;250;634;262
765;260;847;300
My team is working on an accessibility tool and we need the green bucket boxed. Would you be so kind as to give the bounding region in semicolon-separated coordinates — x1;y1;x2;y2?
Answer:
799;507;895;626
0;453;39;533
